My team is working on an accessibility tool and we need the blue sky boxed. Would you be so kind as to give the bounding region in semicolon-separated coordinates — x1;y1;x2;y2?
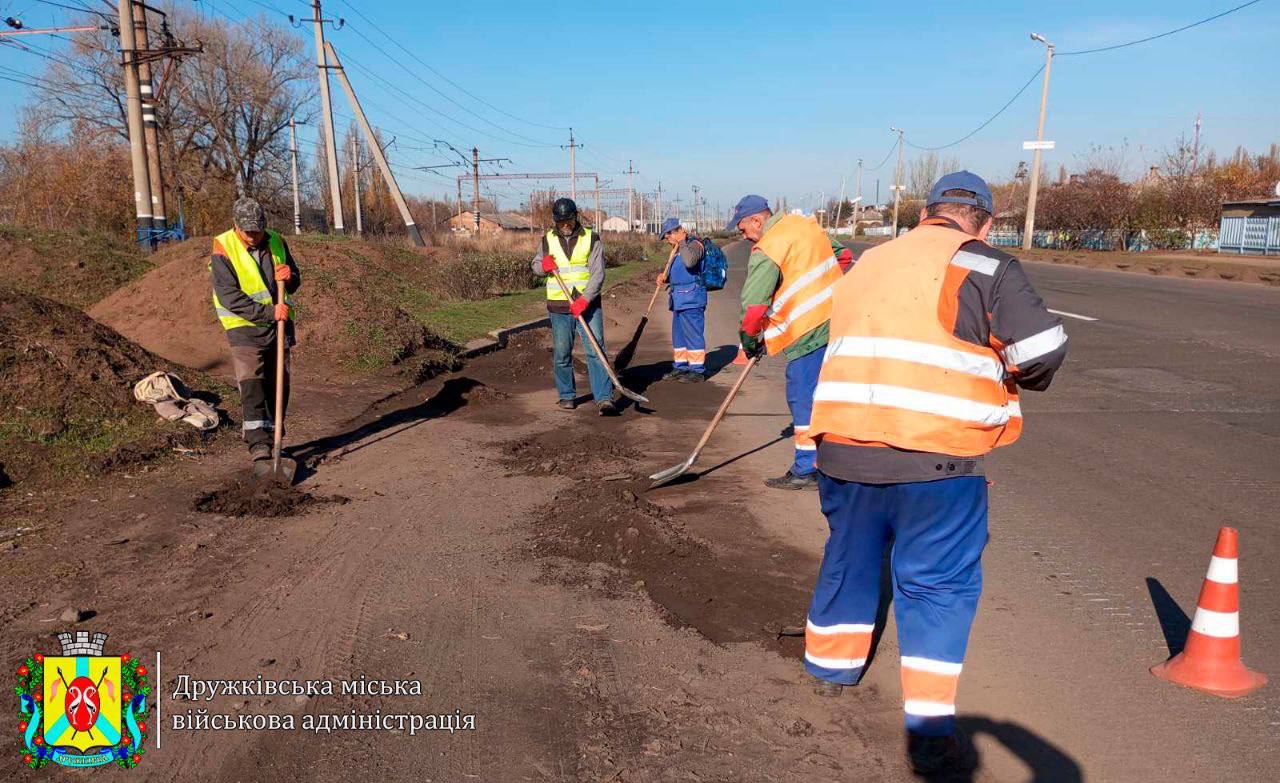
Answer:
1;0;1276;218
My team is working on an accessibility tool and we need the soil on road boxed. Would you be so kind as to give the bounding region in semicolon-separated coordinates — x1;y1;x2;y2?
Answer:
2;243;1277;782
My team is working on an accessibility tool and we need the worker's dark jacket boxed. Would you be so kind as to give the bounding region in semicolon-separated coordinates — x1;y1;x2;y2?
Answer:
210;234;302;348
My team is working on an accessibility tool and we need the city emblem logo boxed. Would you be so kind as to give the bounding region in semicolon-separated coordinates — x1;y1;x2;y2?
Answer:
15;632;150;769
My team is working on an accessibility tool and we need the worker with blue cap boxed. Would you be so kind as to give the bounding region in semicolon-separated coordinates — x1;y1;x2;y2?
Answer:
657;217;709;381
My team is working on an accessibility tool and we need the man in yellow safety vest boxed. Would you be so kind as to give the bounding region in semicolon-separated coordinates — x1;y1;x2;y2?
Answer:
209;198;301;462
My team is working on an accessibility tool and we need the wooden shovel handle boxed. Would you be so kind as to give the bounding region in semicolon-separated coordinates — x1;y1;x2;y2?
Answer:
272;278;286;474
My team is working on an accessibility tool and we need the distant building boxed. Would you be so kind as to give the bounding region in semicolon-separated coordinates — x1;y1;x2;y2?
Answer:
1218;198;1280;255
445;211;536;233
601;216;630;232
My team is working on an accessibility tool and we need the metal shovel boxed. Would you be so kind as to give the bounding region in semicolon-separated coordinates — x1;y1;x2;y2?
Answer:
649;354;759;488
547;263;648;404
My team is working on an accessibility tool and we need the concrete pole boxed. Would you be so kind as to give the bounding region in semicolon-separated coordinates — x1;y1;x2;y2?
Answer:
472;147;481;233
568;128;577;202
627;161;635;232
289;119;301;234
890;127;905;237
351;134;363;235
656;181;662;227
593;175;600;229
313;0;344;234
854;158;863;228
326;41;423;245
834;177;846;230
133;4;166;234
1022;38;1054;251
117;0;153;251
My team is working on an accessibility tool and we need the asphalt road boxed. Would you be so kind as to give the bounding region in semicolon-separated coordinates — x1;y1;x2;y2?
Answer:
642;240;1280;781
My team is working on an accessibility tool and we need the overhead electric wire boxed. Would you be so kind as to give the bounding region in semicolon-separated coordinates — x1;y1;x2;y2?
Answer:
333;0;569;132
1057;0;1266;56
903;65;1044;151
864;137;900;172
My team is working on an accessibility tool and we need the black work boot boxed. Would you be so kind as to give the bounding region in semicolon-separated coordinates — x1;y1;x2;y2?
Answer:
557;398;577;411
662;367;685;380
763;470;818;490
677;370;706;383
249;442;272;462
597;399;619;417
906;730;978;778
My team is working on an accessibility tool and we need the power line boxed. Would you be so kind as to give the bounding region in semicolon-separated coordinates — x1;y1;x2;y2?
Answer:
904;65;1044;151
864;137;899;172
332;0;569;132
1058;0;1266;56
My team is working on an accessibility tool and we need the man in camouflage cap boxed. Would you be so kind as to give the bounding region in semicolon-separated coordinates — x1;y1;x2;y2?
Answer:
209;197;302;462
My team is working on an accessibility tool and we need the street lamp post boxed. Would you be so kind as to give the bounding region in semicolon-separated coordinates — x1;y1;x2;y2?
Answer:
1022;33;1055;251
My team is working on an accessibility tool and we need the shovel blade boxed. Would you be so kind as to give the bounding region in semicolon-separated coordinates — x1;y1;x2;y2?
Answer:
251;456;298;486
616;385;649;404
648;456;695;488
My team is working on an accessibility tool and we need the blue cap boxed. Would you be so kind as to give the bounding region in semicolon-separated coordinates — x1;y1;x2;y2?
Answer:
927;171;993;213
659;217;681;238
725;194;770;231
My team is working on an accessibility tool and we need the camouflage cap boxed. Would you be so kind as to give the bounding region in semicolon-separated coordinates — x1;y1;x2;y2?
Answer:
232;197;266;232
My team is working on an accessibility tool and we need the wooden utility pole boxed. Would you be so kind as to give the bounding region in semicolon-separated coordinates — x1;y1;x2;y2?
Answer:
289;118;301;234
312;0;344;234
132;3;166;234
351;134;363;235
117;0;154;251
326;41;424;246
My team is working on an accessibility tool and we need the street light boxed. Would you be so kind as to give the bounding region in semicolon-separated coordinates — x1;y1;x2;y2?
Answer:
1022;33;1055;251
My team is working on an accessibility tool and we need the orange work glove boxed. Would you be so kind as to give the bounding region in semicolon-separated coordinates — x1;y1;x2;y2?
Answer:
273;303;289;321
540;255;559;274
274;264;292;282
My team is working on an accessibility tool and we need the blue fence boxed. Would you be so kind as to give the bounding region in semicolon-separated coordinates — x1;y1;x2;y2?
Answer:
987;229;1219;252
1218;216;1280;255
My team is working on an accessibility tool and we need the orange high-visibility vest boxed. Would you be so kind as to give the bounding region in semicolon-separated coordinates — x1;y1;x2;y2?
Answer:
754;214;843;355
808;222;1022;457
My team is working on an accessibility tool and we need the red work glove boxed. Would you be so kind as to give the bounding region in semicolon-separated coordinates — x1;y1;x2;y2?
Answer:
569;296;590;318
740;304;769;337
274;264;292;282
273;303;289;321
540;255;558;274
837;247;853;272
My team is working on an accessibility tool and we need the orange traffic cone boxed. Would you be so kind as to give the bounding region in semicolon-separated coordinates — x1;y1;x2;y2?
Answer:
1151;527;1267;698
732;347;748;365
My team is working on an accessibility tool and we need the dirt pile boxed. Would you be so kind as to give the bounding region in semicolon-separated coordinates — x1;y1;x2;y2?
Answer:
503;427;812;647
0;286;215;489
1;224;152;310
192;478;348;518
90;236;460;379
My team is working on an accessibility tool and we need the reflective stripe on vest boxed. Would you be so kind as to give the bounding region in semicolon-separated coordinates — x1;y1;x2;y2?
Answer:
808;223;1021;457
753;214;842;354
544;228;592;301
210;229;293;331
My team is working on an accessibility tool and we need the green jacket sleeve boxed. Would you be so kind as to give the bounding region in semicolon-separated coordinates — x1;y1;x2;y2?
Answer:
740;246;781;315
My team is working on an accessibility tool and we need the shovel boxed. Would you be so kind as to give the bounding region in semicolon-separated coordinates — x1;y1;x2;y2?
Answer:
546;262;648;404
612;279;663;372
649;354;759;488
253;277;297;485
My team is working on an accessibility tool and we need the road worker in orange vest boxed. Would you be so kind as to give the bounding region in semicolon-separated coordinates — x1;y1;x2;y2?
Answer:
729;195;844;490
803;172;1067;776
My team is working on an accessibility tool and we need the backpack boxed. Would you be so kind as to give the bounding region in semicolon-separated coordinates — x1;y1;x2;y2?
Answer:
697;238;727;291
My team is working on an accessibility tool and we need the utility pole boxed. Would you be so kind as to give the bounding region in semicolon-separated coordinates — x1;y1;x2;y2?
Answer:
289;118;301;234
117;0;153;251
562;128;581;202
351;134;363;235
594;174;600;229
312;0;344;234
462;145;512;232
1187;111;1198;172
673;193;682;224
692;185;702;231
656;181;663;227
325;41;426;245
1022;33;1055;251
834;178;846;230
890;126;905;236
133;3;166;235
625;160;638;232
854;158;864;228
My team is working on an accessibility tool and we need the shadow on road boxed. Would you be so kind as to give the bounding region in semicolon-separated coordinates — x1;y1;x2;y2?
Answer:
1146;576;1192;657
952;716;1084;783
704;344;741;377
288;377;483;481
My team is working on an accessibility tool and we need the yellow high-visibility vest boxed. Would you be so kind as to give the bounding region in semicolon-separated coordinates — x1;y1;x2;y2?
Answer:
544;228;592;301
210;229;293;331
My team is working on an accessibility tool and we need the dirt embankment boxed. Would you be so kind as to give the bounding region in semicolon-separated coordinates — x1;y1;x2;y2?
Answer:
0;224;154;309
0;287;223;492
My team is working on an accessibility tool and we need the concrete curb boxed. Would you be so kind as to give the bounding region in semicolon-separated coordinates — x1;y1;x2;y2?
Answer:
459;315;550;359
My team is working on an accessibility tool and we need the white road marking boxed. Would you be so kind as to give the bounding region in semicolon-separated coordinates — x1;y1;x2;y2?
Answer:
1048;308;1098;322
